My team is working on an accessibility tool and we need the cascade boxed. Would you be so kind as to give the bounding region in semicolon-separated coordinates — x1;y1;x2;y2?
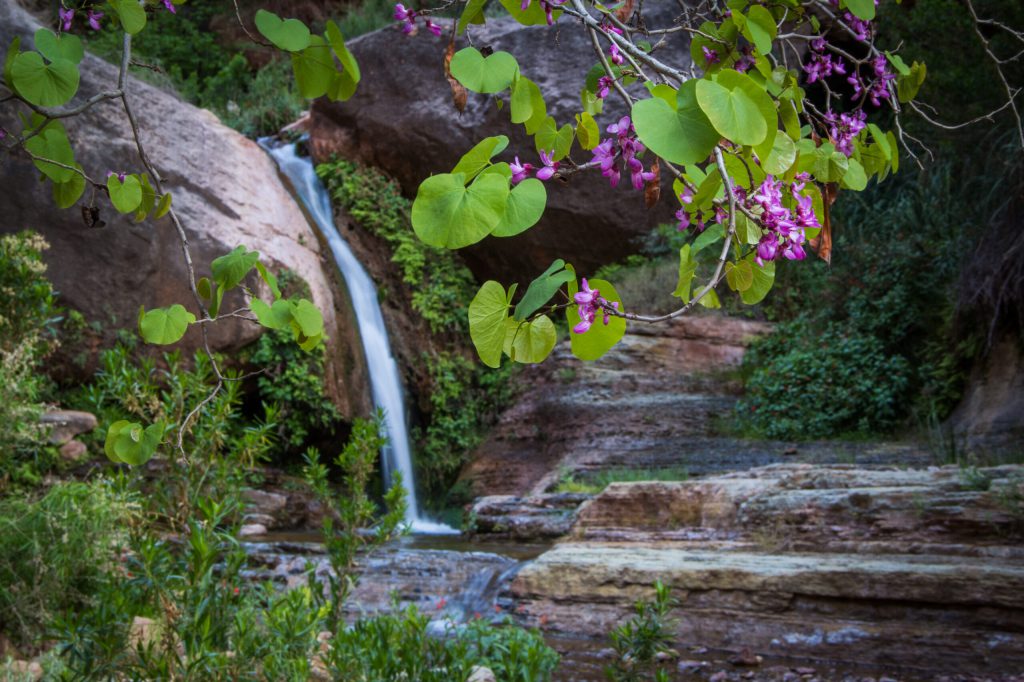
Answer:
260;138;455;534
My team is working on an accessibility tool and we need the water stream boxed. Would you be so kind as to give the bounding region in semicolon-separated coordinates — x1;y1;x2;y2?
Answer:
259;138;454;534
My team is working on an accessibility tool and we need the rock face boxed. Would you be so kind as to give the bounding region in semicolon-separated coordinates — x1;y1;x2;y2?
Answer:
951;333;1024;457
468;492;590;540
460;314;932;498
309;13;687;283
0;0;369;420
508;464;1024;675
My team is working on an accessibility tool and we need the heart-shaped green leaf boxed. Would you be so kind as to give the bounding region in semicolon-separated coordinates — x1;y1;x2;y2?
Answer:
449;47;518;94
139;304;196;345
255;9;312;52
469;280;511;368
534;117;573;160
673;244;698;301
511;76;543;124
575;111;600;150
290;299;324;338
504;315;556;364
325;20;360;101
105;420;161;466
107;174;143;213
109;0;147;35
492;177;547;238
740;257;775;305
211;246;260;291
632;80;719;165
52;165;85;209
458;0;487;32
742;5;776;55
25;123;76;183
291;35;334;99
251;298;293;330
843;0;875;21
10;51;79;107
760;133;796;175
725;259;754;292
411;172;510;249
35;29;83;65
696;74;767;147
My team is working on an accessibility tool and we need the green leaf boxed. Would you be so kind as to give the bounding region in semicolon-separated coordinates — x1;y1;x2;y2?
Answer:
513;259;573;320
843;0;875;21
534;116;573;160
107;174;143;214
632;80;719;165
325;20;360;102
504;316;556;363
510;75;537;123
742;5;777;54
840;157;867;191
133;173;156;222
761;133;796;175
290;298;324;338
211;246;260;291
449;47;518;94
139;304;196;345
255;9;312;52
291;35;334;99
197;277;212;300
699;288;721;309
896;61;926;103
499;0;562;25
812;143;849;182
575;112;600;150
492;177;547;238
568;277;626;361
739;257;774;304
452;136;510;179
52;165;85;208
469;280;510;368
25;123;75;183
458;0;487;32
10;51;79;107
109;0;147;35
672;244;698;301
696;74;767;147
4;36;21;88
104;420;161;466
725;259;754;292
692;223;725;255
411;172;510;249
251;298;293;330
154;192;173;219
34;29;83;65
255;261;281;299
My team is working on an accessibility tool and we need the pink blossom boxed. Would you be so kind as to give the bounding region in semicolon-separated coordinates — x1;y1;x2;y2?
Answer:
535;150;559;181
87;9;103;30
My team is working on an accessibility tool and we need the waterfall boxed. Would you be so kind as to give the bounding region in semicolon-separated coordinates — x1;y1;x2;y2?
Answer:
260;138;455;535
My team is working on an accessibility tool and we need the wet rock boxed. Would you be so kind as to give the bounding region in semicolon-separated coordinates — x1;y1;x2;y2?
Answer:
729;648;762;667
678;659;710;673
0;0;370;419
239;524;267;538
467;666;497;682
951;332;1024;458
40;410;96;445
468;493;590;540
59;439;89;462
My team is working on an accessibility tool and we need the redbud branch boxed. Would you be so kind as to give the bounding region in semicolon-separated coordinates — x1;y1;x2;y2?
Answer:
584;18;634;108
965;0;1024;150
20;148;104;188
231;0;274;49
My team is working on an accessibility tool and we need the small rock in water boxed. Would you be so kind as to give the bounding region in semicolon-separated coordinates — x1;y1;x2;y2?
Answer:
795;668;817;675
691;646;709;654
729;648;762;667
677;659;709;673
709;672;729;682
239;524;267;538
655;648;680;661
597;648;617;659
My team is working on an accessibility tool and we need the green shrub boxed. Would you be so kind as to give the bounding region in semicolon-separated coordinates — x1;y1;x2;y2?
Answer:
0;480;137;649
0;231;57;353
738;321;912;439
605;581;679;682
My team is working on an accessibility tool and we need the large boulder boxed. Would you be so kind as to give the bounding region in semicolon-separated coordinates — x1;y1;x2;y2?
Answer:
0;0;370;419
309;12;689;283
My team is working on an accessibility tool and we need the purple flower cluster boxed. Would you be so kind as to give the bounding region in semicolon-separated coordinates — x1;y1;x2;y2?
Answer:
573;278;618;334
702;46;719;66
734;45;756;74
749;174;819;266
595;75;614;99
824;109;866;156
58;6;104;31
590;116;656;190
675;187;706;233
843;11;872;40
510;151;558;184
394;4;442;36
805;38;846;84
601;21;625;65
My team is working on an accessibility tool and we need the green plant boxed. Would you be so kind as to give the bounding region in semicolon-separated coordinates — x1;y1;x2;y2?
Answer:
0;480;137;649
554;467;690;495
605;581;679;682
0;231;58;353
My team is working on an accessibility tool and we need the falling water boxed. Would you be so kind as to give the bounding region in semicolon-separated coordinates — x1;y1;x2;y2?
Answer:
260;137;455;534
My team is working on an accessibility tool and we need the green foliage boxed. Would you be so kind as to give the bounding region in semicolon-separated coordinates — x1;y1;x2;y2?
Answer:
326;610;558;682
0;231;58;353
739;321;912;439
316;158;477;334
554;467;690;495
417;352;513;505
604;581;679;682
0;480;136;649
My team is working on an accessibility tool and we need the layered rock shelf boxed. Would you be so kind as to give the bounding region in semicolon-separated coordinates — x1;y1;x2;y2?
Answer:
507;464;1024;676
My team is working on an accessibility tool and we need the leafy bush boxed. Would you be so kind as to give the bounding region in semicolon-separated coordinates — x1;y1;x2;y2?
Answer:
0;231;58;353
0;481;136;649
738;321;911;439
604;581;679;682
248;271;341;451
